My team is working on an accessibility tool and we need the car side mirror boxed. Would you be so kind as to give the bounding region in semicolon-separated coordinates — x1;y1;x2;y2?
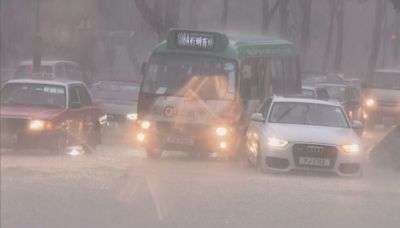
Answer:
70;102;81;109
141;62;147;75
251;113;265;123
352;120;364;135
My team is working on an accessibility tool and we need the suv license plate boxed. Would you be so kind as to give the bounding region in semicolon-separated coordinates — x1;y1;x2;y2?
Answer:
299;157;330;167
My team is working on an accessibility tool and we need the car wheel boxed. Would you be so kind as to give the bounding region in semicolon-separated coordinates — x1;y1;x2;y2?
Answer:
146;147;163;160
51;133;67;155
255;142;264;173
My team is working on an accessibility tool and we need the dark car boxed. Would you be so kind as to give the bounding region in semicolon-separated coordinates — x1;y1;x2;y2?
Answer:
0;78;104;154
301;86;330;100
90;81;140;127
316;83;363;121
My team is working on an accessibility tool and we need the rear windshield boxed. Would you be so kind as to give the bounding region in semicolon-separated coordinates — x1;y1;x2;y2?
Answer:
15;65;53;79
91;82;140;102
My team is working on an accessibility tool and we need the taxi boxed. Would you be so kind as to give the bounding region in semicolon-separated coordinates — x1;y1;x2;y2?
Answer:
0;77;104;154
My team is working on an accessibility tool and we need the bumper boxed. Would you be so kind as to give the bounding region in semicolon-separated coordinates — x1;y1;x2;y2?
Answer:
260;143;363;177
0;130;59;150
133;124;238;154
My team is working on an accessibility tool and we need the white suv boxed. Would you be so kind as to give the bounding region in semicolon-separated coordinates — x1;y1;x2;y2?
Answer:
246;96;363;177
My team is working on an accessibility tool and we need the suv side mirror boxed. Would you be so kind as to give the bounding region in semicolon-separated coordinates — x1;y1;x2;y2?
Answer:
141;62;148;75
70;102;81;109
251;113;265;123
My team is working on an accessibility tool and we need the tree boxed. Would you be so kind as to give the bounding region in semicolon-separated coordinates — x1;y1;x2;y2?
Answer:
298;0;312;66
322;0;337;72
134;0;181;41
279;0;290;38
221;0;229;30
261;0;280;34
333;0;345;73
391;0;400;12
367;0;387;80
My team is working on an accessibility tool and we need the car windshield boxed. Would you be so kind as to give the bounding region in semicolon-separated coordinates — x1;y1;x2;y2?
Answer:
372;72;400;90
0;83;66;109
323;86;346;102
141;54;237;100
91;82;139;102
269;102;349;128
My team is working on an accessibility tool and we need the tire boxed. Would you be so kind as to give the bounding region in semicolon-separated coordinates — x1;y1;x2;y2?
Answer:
50;133;67;155
146;147;163;159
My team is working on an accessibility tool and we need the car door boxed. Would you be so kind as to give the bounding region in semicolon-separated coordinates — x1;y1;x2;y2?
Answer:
76;84;101;145
66;85;84;145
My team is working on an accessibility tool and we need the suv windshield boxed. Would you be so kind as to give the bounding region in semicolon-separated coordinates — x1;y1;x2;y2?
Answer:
141;54;237;100
269;102;349;128
91;82;140;103
0;83;66;109
15;66;53;79
372;72;400;90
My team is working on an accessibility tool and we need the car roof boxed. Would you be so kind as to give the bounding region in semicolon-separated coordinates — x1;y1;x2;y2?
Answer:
92;80;141;86
4;78;84;86
272;96;340;106
375;67;400;74
302;86;318;90
18;59;79;66
316;83;350;88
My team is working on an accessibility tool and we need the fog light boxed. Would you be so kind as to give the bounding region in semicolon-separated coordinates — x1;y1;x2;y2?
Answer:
136;133;145;142
219;141;227;149
141;121;151;129
216;127;227;137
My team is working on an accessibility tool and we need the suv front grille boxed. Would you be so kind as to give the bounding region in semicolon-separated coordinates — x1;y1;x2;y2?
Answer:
292;144;338;169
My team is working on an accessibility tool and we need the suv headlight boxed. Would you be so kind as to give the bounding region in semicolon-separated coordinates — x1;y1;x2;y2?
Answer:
267;137;288;148
342;144;360;153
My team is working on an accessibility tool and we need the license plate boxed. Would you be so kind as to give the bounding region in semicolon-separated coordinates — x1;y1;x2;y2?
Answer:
299;157;330;167
167;136;194;145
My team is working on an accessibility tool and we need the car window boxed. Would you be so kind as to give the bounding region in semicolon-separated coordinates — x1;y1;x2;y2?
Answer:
302;89;316;98
258;98;272;119
316;89;330;100
77;85;93;107
69;86;81;107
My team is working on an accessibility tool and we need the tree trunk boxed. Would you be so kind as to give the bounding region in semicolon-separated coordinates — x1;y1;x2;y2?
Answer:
262;0;280;34
368;0;386;81
279;0;289;38
300;0;312;67
333;0;344;73
322;0;336;72
221;0;229;30
262;0;270;34
394;13;400;64
134;0;165;41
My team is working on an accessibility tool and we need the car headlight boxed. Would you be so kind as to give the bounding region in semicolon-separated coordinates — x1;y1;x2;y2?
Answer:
126;113;138;121
365;98;375;107
342;144;360;153
267;137;288;148
29;120;52;131
141;120;151;129
216;127;227;137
